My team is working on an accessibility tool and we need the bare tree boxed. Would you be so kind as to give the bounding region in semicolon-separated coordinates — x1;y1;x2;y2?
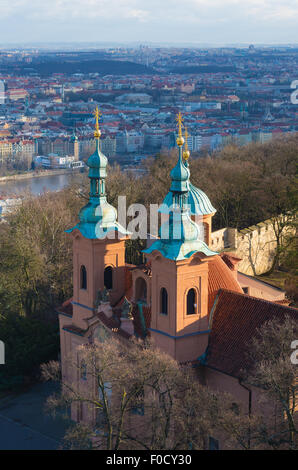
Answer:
41;337;247;450
245;316;298;449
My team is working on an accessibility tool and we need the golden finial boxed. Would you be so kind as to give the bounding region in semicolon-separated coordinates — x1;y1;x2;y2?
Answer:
93;106;101;139
176;112;184;147
183;126;190;161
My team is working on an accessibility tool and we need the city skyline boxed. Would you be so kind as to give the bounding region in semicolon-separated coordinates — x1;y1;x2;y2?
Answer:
0;0;298;45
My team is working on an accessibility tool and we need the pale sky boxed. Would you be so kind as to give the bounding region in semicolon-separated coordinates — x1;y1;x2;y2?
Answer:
0;0;298;45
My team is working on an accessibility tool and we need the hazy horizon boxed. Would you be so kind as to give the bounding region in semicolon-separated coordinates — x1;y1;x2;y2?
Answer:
0;1;298;45
1;41;298;49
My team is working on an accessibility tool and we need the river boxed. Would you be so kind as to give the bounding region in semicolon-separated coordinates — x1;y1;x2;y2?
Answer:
0;172;81;197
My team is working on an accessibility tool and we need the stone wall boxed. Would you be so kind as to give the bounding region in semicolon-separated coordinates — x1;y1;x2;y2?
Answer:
210;227;237;253
211;217;292;276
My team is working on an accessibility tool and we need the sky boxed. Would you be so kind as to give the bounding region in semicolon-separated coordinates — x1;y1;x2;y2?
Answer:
0;0;298;46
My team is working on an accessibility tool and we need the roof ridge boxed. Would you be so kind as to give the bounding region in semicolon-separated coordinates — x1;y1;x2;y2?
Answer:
217;288;297;312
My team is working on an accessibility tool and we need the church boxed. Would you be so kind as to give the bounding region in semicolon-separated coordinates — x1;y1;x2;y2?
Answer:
57;108;296;431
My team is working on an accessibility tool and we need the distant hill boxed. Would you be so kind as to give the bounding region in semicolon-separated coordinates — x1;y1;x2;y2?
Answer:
170;65;236;73
8;59;155;76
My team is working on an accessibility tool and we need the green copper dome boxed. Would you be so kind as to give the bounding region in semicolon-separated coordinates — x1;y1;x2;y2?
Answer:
160;158;216;216
159;209;199;242
161;182;216;216
87;139;108;179
187;182;216;215
145;205;217;261
170;152;190;193
144;207;216;261
73;196;122;239
78;197;117;226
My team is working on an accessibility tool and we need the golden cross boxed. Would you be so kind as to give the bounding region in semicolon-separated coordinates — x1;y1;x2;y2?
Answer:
93;106;101;138
176;112;185;147
176;112;183;138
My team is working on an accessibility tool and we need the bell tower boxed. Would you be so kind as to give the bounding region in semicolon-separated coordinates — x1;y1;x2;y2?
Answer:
66;107;130;330
144;113;217;362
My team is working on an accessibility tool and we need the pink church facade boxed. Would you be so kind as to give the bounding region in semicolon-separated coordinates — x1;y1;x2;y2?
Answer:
58;110;296;445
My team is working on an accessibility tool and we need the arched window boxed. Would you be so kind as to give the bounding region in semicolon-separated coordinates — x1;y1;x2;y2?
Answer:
187;288;196;315
135;277;147;303
160;288;168;315
104;266;113;290
80;265;87;290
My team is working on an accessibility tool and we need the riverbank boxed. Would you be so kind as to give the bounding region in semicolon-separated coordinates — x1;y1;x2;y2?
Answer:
0;169;73;184
0;171;80;197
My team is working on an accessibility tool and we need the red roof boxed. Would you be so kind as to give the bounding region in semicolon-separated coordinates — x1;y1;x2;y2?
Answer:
208;256;243;314
205;289;298;377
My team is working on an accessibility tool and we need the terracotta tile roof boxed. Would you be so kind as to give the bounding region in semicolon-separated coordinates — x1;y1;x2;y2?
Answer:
205;289;298;378
208;256;243;314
